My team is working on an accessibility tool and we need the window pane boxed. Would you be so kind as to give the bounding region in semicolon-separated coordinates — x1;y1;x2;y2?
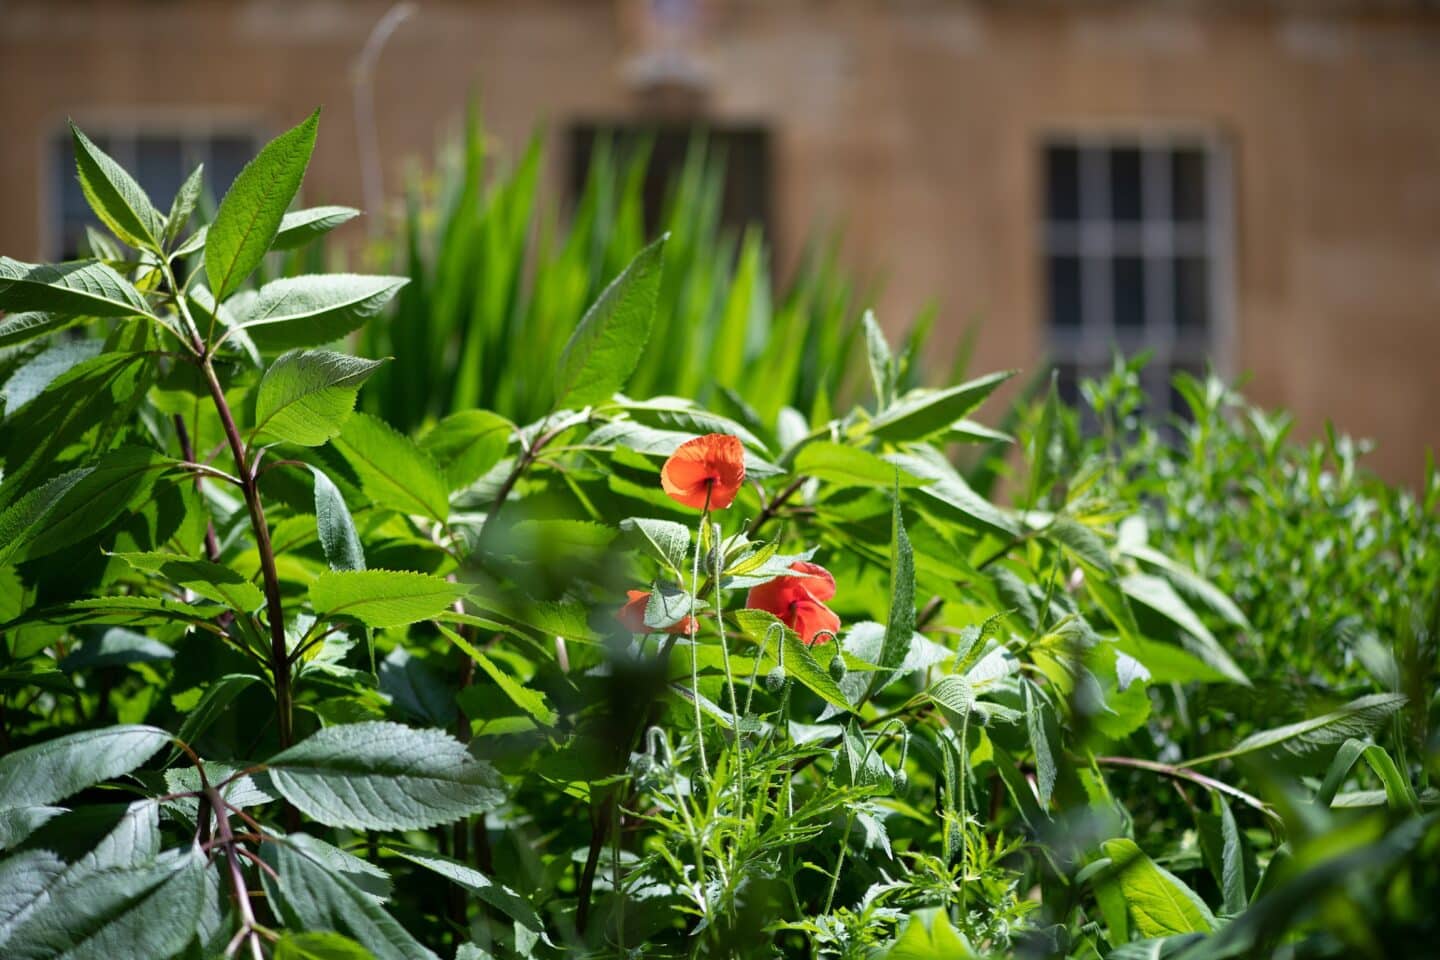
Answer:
1174;256;1210;331
1045;145;1080;222
1113;256;1145;330
136;137;184;216
1172;148;1207;222
1048;255;1082;330
209;136;254;199
1109;147;1143;221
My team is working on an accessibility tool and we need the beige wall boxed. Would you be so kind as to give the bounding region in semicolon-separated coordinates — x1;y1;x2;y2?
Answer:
2;1;1437;484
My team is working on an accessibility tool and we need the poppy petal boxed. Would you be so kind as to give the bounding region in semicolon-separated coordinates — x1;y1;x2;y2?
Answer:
787;561;836;602
790;599;841;646
660;434;746;510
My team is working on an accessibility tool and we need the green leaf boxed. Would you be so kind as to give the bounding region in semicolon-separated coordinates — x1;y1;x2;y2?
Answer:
162;164;205;249
273;932;377;960
383;844;545;937
870;485;915;696
234;274;408;351
254;349;385;445
867;370;1014;442
206;109;319;302
70;122;163;250
886;907;979;959
555;234;666;408
3;596;224;631
0;808;67;851
0;312;78;347
113;551;265;612
619;516;691;572
439;624;557;726
0;724;170;811
266;721;504;830
309;570;466;629
795;442;922;489
263;835;438;960
927;676;974;722
270;205;362;250
1046;517;1117;579
1197;693;1408;767
170;675;262;761
420;409;512;490
862;309;894;410
332;412;450;523
312;466;366;571
734;609;851;713
1024;682;1057;807
1121;574;1248;686
1;845;208;960
0;258;153;319
1099;838;1215;937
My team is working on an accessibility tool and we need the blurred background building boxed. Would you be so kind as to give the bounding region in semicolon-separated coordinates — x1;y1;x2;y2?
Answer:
1;0;1437;484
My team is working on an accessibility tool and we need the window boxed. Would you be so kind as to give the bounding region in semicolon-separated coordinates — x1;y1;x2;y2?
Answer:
1041;135;1230;417
51;127;261;260
568;123;771;240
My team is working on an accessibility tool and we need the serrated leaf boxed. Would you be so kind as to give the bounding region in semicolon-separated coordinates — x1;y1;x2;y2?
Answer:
795;441;921;489
162;164;205;249
1045;517;1116;578
207;109;319;302
310;570;465;629
420;409;512;491
928;676;974;719
264;835;438;960
867;370;1014;442
1100;838;1215;937
0;808;66;852
619;516;691;571
1;845;207;960
273;932;376;959
0;724;170;810
113;551;265;612
0;311;78;347
384;844;545;936
312;466;366;571
255;349;384;445
269;205;362;250
70;122;164;250
555;234;666;408
171;675;262;760
1199;693;1408;767
1121;574;1248;685
266;721;504;830
234;274;408;351
438;624;556;726
734;609;851;713
332;412;450;523
862;309;894;410
57;628;175;671
2;595;224;631
0;447;171;565
1024;682;1057;807
0;257;153;319
871;486;916;696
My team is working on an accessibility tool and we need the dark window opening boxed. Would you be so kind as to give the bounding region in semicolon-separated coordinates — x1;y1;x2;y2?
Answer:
567;122;771;240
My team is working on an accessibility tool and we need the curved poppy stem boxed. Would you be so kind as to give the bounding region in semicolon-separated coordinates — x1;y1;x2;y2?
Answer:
687;486;713;781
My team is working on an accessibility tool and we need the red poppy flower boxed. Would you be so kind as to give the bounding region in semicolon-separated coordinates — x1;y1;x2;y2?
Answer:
660;434;746;510
616;590;697;636
745;561;841;646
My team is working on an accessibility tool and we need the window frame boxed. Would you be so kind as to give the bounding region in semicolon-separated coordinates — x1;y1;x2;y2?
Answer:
41;110;266;261
1038;127;1236;409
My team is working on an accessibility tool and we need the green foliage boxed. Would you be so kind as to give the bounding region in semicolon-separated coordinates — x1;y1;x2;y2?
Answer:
0;112;1433;960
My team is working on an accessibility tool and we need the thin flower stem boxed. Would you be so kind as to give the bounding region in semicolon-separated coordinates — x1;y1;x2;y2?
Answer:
688;487;712;781
1094;755;1279;825
711;520;744;808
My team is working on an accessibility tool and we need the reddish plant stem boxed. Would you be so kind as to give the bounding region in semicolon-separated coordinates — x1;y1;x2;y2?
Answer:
197;355;293;751
210;788;264;960
747;474;807;538
173;413;223;563
1094;755;1278;823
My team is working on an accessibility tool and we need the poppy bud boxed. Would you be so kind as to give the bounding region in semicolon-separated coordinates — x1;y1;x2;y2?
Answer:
765;666;786;692
892;768;909;793
829;655;848;682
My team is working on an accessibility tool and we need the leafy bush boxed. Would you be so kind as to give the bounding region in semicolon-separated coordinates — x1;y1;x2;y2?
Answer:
0;111;1434;960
